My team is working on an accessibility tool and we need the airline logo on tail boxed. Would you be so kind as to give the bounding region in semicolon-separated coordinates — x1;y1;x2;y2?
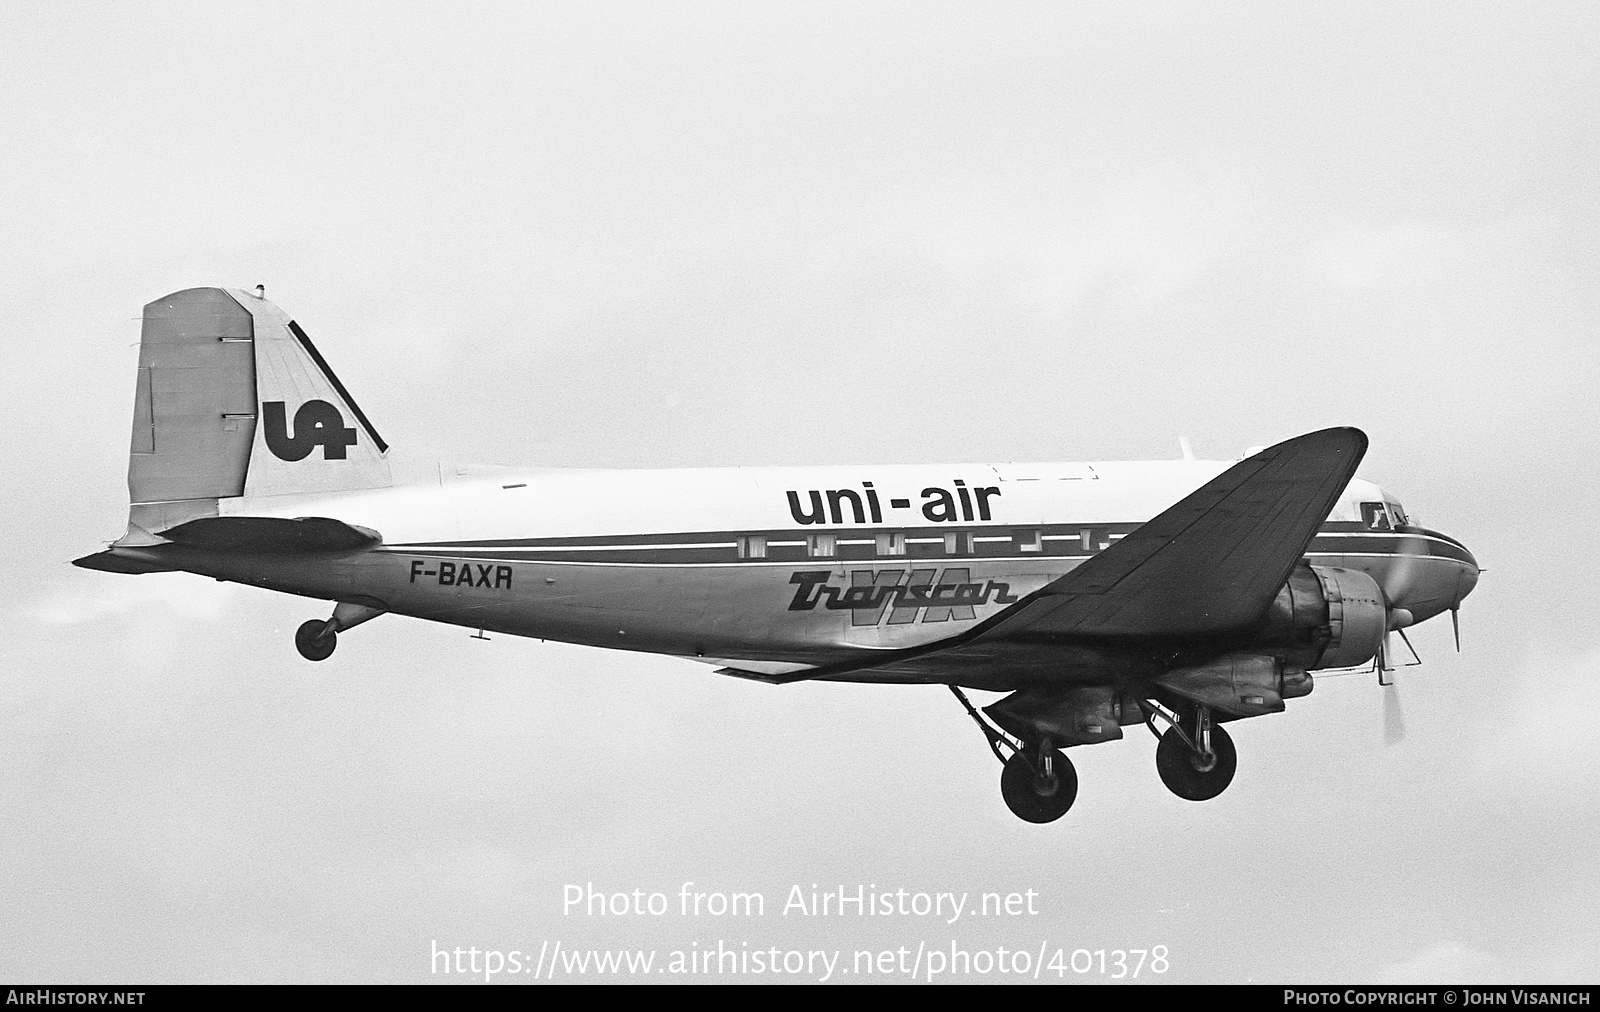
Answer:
263;400;358;461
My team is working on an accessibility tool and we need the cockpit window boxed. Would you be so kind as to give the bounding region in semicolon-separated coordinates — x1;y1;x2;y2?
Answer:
1360;502;1392;531
1388;502;1408;527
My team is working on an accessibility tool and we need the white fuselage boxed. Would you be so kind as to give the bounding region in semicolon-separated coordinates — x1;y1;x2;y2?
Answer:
197;458;1477;684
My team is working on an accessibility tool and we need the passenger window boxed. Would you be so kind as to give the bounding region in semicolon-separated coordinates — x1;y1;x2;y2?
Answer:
943;532;973;555
1360;502;1392;531
736;535;767;559
807;534;836;558
875;532;906;556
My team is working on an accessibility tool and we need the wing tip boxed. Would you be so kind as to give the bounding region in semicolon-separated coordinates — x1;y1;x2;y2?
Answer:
1315;425;1368;463
1257;426;1368;462
1328;425;1368;451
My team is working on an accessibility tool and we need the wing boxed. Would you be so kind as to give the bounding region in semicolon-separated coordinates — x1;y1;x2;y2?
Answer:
781;427;1367;684
980;426;1367;641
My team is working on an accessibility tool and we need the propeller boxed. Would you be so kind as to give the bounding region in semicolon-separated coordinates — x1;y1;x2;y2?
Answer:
1389;606;1462;745
1376;625;1403;745
1377;627;1396;687
1381;527;1427;614
1374;525;1429;746
1378;612;1418;745
1383;680;1407;746
1369;518;1468;746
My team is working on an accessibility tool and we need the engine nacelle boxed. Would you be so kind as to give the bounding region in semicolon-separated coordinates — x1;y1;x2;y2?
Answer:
1154;653;1312;717
1259;564;1388;670
985;685;1126;747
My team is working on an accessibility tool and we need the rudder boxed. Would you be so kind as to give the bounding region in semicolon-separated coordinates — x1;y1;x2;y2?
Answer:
122;287;390;541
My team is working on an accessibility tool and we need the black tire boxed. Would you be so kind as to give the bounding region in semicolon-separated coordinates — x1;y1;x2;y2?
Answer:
1000;747;1078;823
295;619;337;662
1155;722;1236;801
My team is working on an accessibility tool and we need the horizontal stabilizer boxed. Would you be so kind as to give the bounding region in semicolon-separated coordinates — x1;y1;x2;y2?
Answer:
159;516;381;553
71;551;176;574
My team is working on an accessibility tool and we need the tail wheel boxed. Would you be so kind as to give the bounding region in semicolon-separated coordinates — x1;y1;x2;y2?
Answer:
295;620;337;662
1000;746;1078;823
1155;722;1236;800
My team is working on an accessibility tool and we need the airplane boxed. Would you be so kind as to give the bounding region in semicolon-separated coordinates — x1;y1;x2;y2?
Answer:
74;287;1481;823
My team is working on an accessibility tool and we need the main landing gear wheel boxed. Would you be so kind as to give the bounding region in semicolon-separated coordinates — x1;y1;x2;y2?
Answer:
1156;721;1236;801
295;620;337;662
1000;746;1078;823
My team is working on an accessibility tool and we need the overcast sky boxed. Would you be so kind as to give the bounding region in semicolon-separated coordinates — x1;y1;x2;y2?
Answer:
2;1;1597;984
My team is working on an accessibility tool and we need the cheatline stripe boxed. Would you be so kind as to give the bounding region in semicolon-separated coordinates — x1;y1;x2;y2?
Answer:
1320;525;1472;550
383;523;1461;547
383;525;1148;549
1304;551;1474;564
1311;531;1466;546
370;554;1099;569
371;547;1466;569
371;525;1474;562
382;542;737;552
379;548;1060;561
375;538;1464;554
378;538;1463;555
1308;540;1476;563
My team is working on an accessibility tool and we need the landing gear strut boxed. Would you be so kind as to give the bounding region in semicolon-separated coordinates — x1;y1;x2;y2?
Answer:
1152;704;1237;801
949;686;1079;823
293;601;387;662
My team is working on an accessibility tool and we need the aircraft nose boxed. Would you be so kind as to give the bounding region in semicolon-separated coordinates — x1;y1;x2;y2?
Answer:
1383;527;1479;626
1419;526;1479;615
1451;534;1480;607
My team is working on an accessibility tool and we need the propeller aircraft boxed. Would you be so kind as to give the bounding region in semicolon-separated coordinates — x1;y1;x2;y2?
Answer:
74;287;1481;822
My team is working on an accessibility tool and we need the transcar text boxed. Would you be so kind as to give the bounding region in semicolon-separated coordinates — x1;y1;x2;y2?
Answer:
787;569;1017;626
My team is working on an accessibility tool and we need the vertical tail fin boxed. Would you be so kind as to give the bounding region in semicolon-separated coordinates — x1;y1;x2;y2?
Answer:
231;287;390;498
123;287;390;540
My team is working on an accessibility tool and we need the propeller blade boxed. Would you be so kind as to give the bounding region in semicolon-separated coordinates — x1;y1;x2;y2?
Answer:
1383;684;1407;746
1378;598;1414;745
1384;535;1425;606
1379;611;1414;745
